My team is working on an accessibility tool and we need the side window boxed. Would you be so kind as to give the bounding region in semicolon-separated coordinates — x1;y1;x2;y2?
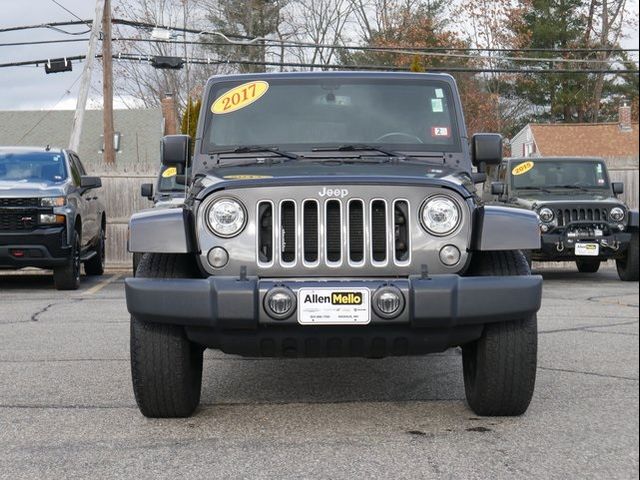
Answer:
75;157;88;176
68;155;81;186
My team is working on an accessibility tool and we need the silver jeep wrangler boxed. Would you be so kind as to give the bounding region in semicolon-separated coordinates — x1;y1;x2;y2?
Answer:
126;72;542;418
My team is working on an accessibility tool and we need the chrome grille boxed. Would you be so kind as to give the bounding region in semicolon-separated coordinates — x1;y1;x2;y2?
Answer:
257;198;410;268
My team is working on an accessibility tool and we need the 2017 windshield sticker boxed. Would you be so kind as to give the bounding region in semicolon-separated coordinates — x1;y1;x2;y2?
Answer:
212;81;269;115
512;161;535;176
431;98;444;112
162;167;177;178
431;126;450;137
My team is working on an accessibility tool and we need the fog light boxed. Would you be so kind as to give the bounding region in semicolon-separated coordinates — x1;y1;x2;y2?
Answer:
207;247;229;268
265;287;296;319
541;224;549;233
372;286;405;319
439;245;461;266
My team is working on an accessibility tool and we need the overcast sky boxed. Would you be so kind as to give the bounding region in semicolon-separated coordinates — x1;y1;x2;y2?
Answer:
1;0;638;111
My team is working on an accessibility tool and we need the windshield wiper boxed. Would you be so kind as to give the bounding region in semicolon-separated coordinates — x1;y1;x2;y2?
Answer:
549;184;592;192
209;146;299;161
517;186;552;194
311;144;408;159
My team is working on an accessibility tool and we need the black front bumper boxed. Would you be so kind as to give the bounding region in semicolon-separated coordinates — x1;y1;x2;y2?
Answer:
535;231;632;261
125;275;542;357
0;227;70;268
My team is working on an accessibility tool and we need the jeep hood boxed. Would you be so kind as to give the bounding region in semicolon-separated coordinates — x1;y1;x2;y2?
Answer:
198;160;474;189
514;192;623;209
0;180;67;198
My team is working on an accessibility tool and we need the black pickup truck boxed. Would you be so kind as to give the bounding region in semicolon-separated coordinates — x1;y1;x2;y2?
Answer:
0;147;106;289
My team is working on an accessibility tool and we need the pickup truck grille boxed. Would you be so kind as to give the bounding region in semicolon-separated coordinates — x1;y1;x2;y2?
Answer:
257;198;410;268
556;207;608;227
0;209;39;231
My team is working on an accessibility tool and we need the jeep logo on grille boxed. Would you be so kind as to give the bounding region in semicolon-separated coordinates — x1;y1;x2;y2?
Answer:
318;187;349;198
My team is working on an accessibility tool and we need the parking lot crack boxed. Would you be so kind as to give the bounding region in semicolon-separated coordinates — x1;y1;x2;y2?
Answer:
538;366;638;381
539;319;638;335
30;303;57;322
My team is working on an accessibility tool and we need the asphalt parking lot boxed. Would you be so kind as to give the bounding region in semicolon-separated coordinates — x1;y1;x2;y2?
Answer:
0;265;638;479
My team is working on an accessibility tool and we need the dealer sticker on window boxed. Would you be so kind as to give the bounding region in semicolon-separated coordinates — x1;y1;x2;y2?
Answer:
297;288;370;325
575;243;599;256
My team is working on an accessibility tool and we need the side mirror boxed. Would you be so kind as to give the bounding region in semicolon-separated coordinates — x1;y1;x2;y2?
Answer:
491;182;506;196
161;134;191;171
472;134;503;169
612;182;624;195
140;183;153;200
80;176;102;189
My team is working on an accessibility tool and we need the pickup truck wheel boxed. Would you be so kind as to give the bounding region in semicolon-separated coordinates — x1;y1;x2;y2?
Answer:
462;250;537;416
576;258;600;273
130;253;203;418
53;230;81;290
84;226;105;276
616;232;639;281
132;252;143;276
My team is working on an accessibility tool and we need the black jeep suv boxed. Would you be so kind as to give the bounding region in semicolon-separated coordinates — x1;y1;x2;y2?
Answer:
486;157;639;281
0;147;106;289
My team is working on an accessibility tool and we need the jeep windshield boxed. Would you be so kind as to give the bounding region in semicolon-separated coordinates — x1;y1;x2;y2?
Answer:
0;151;67;184
511;159;610;191
202;77;461;159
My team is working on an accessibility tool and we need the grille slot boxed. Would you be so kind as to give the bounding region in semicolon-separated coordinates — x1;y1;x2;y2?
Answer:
371;200;387;263
325;200;342;263
557;207;608;226
257;202;273;263
348;200;364;263
281;201;296;264
394;201;410;262
303;201;318;263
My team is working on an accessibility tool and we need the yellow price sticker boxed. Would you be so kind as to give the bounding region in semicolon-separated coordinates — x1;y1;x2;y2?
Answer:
211;81;269;115
223;174;273;180
162;167;177;178
512;161;535;176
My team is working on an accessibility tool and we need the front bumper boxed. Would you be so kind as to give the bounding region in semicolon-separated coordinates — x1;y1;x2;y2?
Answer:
126;274;542;329
0;226;70;268
535;231;632;260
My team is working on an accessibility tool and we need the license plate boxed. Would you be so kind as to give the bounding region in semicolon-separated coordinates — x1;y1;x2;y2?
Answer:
575;243;599;256
297;288;370;325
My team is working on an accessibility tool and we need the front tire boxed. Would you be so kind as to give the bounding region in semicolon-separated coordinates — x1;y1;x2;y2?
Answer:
130;253;203;418
576;258;600;273
462;250;537;416
84;225;105;276
616;232;639;281
53;230;81;290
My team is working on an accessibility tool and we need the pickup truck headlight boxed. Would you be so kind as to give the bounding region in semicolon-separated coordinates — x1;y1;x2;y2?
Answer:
420;196;460;236
610;207;625;222
40;197;66;207
538;207;555;223
206;197;246;237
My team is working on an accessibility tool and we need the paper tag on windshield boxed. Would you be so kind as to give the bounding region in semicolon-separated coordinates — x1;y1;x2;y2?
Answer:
431;98;444;112
431;127;450;137
435;88;444;98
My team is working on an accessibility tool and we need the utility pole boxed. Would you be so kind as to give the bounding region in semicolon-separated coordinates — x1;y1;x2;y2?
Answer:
69;0;105;153
102;0;115;165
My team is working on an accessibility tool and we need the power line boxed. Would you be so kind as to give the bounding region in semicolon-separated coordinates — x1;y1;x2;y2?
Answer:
49;0;91;26
1;52;638;73
0;20;90;35
0;38;89;47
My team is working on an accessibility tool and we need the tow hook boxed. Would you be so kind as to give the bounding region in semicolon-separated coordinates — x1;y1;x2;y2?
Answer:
556;241;565;252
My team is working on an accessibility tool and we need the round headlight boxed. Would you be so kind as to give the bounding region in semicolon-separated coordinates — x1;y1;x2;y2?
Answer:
538;207;555;223
206;198;246;237
610;207;625;222
420;196;461;236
